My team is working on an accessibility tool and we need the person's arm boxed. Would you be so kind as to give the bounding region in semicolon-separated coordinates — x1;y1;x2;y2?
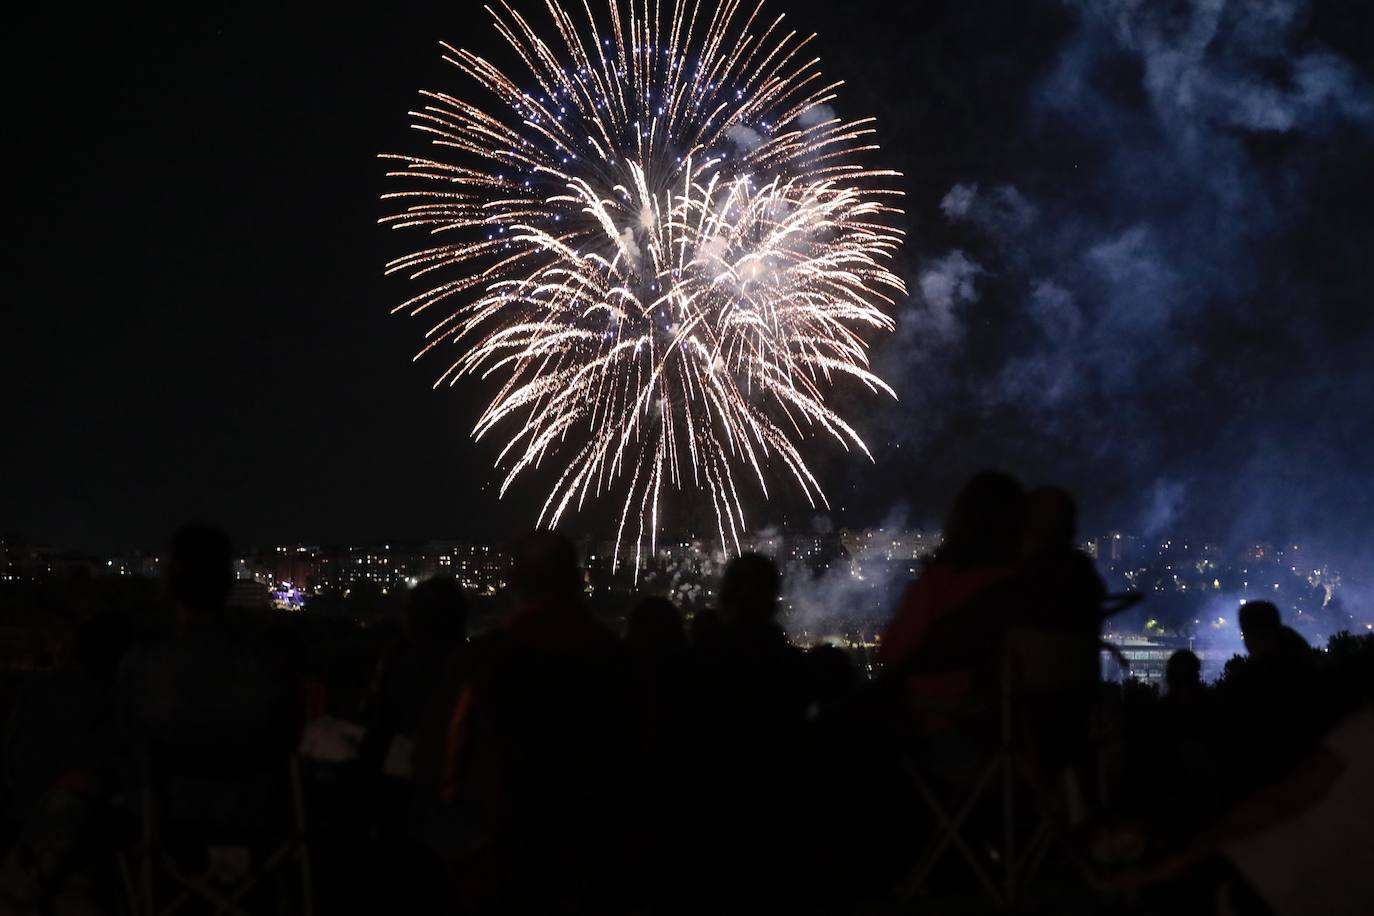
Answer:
1204;746;1344;842
1110;742;1345;891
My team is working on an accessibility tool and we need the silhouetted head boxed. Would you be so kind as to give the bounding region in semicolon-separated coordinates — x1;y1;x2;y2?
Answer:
1165;649;1202;695
719;552;781;626
406;575;468;650
628;596;687;661
1023;485;1077;558
939;471;1026;566
1239;600;1282;656
167;523;234;613
508;530;582;610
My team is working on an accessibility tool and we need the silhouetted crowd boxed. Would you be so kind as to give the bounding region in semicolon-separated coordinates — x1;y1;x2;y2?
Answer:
2;472;1372;915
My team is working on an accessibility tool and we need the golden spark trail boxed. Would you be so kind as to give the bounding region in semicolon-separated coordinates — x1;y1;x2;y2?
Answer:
382;0;905;569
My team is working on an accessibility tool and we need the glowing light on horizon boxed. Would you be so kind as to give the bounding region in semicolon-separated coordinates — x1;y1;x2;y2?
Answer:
382;0;904;568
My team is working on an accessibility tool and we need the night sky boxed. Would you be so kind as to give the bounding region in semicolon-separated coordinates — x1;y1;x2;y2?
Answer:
4;1;1372;576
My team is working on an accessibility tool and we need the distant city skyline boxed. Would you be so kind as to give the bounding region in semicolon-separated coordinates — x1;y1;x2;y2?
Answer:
5;519;1367;687
6;523;1362;623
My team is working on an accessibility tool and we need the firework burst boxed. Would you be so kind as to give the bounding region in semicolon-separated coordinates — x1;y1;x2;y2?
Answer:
382;0;904;568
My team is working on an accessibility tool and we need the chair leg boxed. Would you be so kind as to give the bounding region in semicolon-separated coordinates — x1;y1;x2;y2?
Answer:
1002;751;1016;904
136;757;315;916
118;852;139;916
1000;656;1017;906
1017;815;1056;886
290;757;313;916
899;757;1007;907
1005;764;1101;900
142;771;155;916
163;867;254;916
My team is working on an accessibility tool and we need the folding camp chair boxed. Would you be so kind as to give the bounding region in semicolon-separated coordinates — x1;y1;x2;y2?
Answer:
895;628;1109;908
119;754;313;916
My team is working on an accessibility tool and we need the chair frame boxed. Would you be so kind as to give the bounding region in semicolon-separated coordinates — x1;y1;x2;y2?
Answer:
895;643;1106;908
119;755;313;916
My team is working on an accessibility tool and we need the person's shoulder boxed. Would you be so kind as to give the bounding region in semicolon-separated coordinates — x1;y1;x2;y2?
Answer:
1277;626;1313;652
1325;707;1374;762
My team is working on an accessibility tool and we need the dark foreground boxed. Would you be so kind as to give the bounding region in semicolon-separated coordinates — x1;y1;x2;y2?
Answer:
3;477;1372;915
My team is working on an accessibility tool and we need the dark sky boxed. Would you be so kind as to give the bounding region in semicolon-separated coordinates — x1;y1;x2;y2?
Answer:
5;0;1373;572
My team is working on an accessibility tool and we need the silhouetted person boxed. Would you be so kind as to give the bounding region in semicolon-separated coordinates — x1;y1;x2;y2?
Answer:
690;553;810;912
1166;649;1203;699
790;641;905;911
1239;600;1310;664
360;576;468;779
435;531;638;914
120;524;294;753
719;552;779;622
712;553;810;741
1223;600;1328;797
623;596;700;905
347;577;470;910
118;524;296;872
1149;650;1225;838
879;470;1026;736
1005;486;1107;787
1019;485;1106;622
